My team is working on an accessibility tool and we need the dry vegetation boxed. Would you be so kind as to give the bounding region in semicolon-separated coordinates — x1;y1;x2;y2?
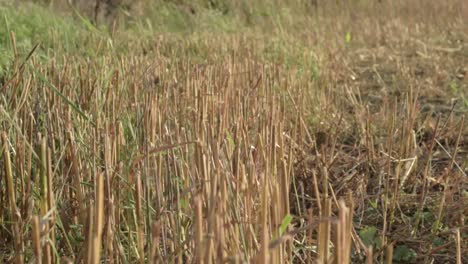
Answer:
0;0;467;263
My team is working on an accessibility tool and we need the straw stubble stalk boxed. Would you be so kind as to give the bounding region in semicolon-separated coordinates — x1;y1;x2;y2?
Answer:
10;31;18;58
39;135;51;264
366;246;373;264
150;221;162;263
96;172;105;263
32;215;42;264
46;138;56;255
2;132;24;263
195;195;204;263
317;199;331;263
337;200;352;264
455;228;461;264
135;171;145;263
88;172;104;264
258;172;270;264
386;243;394;264
86;205;95;264
416;115;440;231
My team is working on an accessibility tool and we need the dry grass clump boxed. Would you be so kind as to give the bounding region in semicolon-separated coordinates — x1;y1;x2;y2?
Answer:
0;0;467;263
0;46;321;263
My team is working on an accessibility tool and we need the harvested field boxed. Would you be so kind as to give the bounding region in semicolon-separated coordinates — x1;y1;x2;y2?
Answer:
0;0;466;263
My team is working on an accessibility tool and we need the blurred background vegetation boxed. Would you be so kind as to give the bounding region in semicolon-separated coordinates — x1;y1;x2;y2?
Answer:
1;0;325;78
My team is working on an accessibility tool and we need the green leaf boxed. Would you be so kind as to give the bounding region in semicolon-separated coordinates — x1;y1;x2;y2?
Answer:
450;80;458;93
359;226;377;248
80;181;94;187
226;131;235;148
72;7;101;34
369;199;378;209
279;214;293;236
345;31;352;44
179;198;187;209
393;245;417;262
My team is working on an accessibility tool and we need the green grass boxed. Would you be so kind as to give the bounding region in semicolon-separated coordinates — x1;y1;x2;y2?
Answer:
0;1;108;76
